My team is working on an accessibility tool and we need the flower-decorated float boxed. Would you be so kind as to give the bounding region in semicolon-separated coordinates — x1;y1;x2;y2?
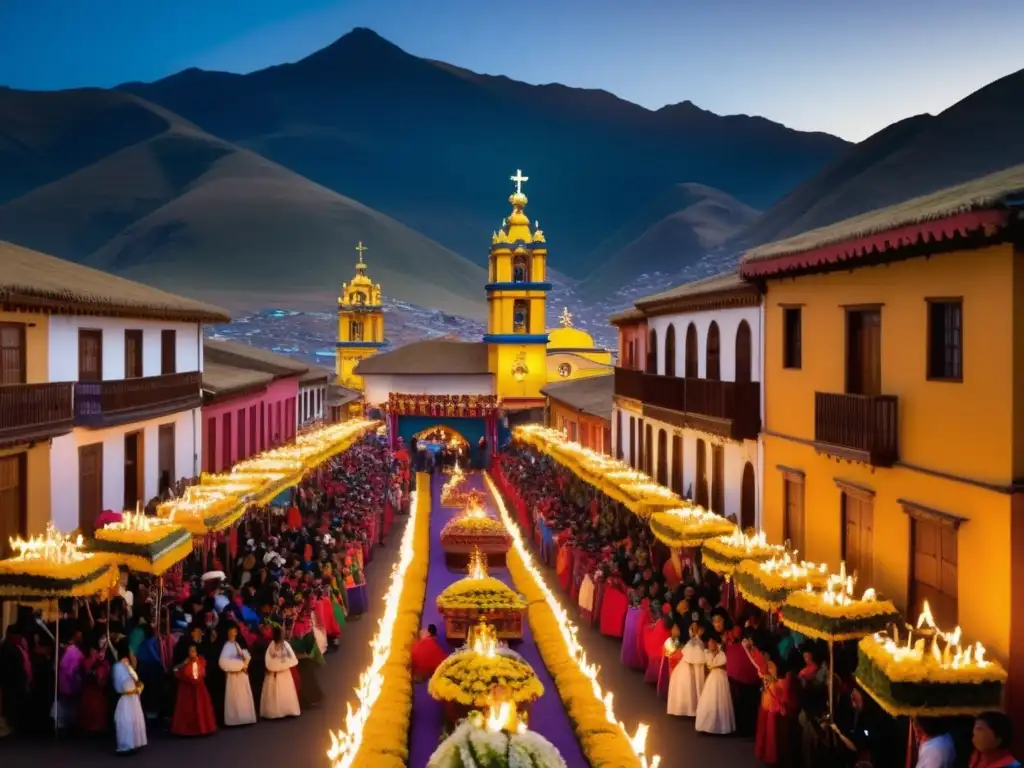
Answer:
440;496;512;569
649;504;737;550
0;523;120;600
429;621;544;727
855;600;1007;717
427;697;567;768
780;562;900;642
437;549;526;640
733;552;830;611
85;509;192;575
701;529;786;577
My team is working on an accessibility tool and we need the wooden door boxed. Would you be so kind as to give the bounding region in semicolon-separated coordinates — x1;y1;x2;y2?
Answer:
616;411;623;459
222;412;232;467
846;310;882;396
711;444;725;515
644;423;653;476
664;324;676;377
260;404;266;451
637;419;644;470
206;416;217;473
735;321;752;384
78;443;103;534
237;408;247;460
0;454;26;558
684;324;698;378
160;330;177;374
784;478;806;556
695;439;709;509
603;426;611;456
741;461;756;530
158;423;175;497
123;431;144;511
78;329;103;382
629;416;636;468
646;329;658;374
671;434;683;495
706;322;721;380
910;518;958;628
656;429;668;485
249;405;257;456
124;330;143;378
842;492;875;585
0;323;26;384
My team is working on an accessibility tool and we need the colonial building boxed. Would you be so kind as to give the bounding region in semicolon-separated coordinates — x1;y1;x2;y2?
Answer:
336;241;386;392
298;367;331;430
541;375;613;454
739;163;1024;726
201;339;306;473
609;272;762;528
0;241;229;546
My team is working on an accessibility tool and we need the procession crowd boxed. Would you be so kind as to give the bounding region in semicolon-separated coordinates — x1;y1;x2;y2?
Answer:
493;444;1019;768
0;434;409;755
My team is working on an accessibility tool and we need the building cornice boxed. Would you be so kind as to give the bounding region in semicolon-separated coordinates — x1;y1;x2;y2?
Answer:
636;285;761;318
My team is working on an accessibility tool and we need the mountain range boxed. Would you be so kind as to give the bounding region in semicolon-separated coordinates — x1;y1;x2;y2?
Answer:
0;27;1022;316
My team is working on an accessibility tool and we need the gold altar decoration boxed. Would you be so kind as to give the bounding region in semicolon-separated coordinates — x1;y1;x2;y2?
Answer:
437;550;526;640
388;392;498;418
441;496;511;568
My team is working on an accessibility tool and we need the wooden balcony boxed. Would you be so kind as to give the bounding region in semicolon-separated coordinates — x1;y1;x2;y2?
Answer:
613;366;645;401
814;392;899;467
0;382;74;447
678;378;761;441
74;372;202;428
643;373;687;412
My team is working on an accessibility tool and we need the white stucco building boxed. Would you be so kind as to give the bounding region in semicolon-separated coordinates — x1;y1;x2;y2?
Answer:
610;271;764;530
0;241;230;543
298;368;331;430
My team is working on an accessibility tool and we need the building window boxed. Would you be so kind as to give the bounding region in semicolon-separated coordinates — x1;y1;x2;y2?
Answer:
783;307;802;370
0;323;26;384
0;454;26;559
78;329;103;381
684;323;698;378
664;324;676;377
566;420;578;442
846;309;882;396
124;329;143;378
706;321;721;381
841;487;874;586
644;423;653;476
351;320;363;342
927;299;963;381
629;416;636;468
512;300;529;333
904;501;962;628
656;428;668;485
671;434;683;496
735;320;752;384
513;254;529;283
161;330;176;374
158;423;175;497
646;329;657;374
711;443;725;515
615;411;623;459
783;473;805;557
695;438;709;509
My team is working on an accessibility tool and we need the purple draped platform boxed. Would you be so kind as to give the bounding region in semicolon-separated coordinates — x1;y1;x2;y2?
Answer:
407;471;587;767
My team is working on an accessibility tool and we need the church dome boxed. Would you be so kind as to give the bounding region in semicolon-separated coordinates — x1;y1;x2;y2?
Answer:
547;326;597;350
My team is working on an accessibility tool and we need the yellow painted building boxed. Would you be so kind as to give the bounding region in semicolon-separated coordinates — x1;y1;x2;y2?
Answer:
545;307;614;382
0;309;56;552
740;163;1024;724
335;241;386;391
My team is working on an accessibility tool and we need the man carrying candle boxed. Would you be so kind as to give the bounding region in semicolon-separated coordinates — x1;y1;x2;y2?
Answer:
170;643;217;737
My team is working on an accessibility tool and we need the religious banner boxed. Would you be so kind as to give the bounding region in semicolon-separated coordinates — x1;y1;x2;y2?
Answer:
387;393;499;418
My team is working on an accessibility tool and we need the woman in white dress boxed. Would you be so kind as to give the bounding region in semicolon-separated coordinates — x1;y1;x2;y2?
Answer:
694;635;735;735
111;641;148;753
218;624;257;726
667;622;706;717
260;627;300;719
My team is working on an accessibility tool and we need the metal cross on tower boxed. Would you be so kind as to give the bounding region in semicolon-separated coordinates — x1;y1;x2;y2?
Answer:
510;169;529;195
355;241;368;262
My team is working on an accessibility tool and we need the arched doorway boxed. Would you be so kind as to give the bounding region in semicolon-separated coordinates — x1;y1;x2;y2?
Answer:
695;438;709;509
685;323;698;378
644;423;654;476
664;324;676;377
671;433;683;495
413;424;470;449
615;410;623;459
706;322;721;380
656;428;668;486
647;329;658;374
736;320;752;384
741;461;756;531
629;416;636;468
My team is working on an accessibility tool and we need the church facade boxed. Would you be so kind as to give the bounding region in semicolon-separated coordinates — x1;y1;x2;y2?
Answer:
335;241;386;392
350;170;612;456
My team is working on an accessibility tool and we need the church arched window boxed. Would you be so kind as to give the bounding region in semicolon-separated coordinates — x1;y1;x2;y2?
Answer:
352;291;366;305
513;300;530;333
350;320;363;342
513;254;530;283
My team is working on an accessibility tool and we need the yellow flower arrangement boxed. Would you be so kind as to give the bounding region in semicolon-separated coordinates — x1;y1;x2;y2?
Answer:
780;563;901;642
0;523;119;599
436;577;527;612
483;474;660;768
328;472;431;768
87;513;193;575
441;515;509;537
701;530;785;576
429;652;544;706
649;506;736;549
733;554;830;611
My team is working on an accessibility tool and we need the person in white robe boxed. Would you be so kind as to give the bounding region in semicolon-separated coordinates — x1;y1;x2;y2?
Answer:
695;635;735;735
667;621;706;717
218;625;257;726
112;643;148;753
311;610;328;656
260;627;300;719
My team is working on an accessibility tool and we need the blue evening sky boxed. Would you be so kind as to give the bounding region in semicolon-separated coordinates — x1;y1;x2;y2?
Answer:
0;0;1021;142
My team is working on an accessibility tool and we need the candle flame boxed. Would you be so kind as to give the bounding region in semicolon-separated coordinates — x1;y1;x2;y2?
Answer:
9;522;87;564
872;600;993;673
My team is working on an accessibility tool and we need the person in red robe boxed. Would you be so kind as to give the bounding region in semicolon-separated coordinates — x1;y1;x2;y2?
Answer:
77;636;111;733
410;625;448;682
171;644;218;737
644;605;672;685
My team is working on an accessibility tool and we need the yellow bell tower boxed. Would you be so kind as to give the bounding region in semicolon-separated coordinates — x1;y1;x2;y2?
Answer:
485;169;550;407
336;241;385;391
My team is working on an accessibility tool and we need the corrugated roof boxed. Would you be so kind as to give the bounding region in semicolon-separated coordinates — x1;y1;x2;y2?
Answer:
634;270;748;307
354;340;491;376
742;163;1024;264
0;240;231;323
541;374;614;421
202;361;275;396
204;338;309;378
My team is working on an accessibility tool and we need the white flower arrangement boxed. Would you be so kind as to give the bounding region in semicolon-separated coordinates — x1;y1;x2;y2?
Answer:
427;718;568;768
